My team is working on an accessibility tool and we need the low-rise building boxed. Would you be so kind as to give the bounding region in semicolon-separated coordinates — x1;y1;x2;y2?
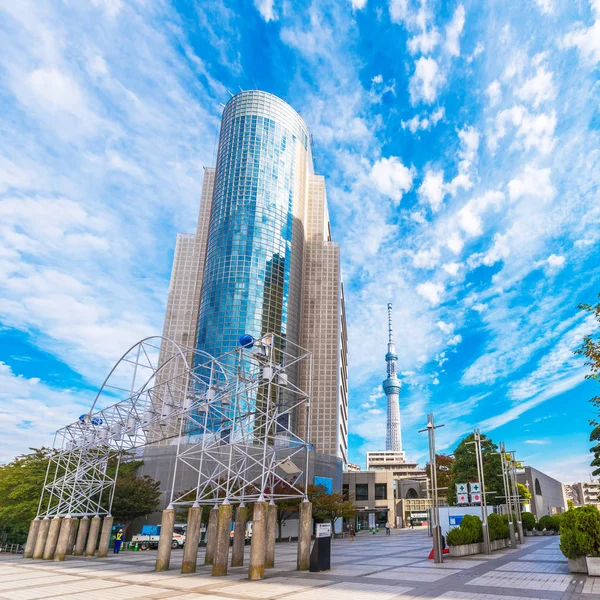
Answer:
366;450;427;480
347;462;362;472
570;481;600;505
516;466;567;518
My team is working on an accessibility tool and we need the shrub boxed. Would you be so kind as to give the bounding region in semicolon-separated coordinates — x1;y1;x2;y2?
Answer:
535;519;545;531
488;513;509;541
446;514;483;546
522;512;536;531
551;515;562;532
538;515;555;531
559;505;600;559
446;526;471;546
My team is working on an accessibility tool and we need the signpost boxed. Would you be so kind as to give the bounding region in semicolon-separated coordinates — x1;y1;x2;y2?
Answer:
470;492;481;504
469;482;481;494
456;493;468;504
310;523;331;572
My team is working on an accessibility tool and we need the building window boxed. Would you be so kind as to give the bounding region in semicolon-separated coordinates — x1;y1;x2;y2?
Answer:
342;484;349;501
355;484;368;501
375;483;387;500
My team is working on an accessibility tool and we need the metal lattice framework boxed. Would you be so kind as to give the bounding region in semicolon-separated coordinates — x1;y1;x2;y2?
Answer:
37;335;312;518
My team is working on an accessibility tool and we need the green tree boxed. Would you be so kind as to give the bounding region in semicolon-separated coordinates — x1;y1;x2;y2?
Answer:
308;484;357;536
0;448;53;544
575;294;600;475
110;461;161;532
447;433;504;506
518;483;532;501
425;454;455;497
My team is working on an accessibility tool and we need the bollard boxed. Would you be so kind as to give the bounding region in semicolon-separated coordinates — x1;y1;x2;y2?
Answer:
155;505;176;572
297;500;312;571
33;518;51;559
265;502;277;569
85;516;101;557
231;505;248;567
248;501;268;580
181;504;202;574
67;519;78;555
24;519;41;559
74;517;89;556
43;517;62;560
212;503;233;576
54;517;73;561
204;505;219;565
97;515;113;558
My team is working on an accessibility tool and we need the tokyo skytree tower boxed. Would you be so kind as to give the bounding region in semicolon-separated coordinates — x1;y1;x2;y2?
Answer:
382;303;402;451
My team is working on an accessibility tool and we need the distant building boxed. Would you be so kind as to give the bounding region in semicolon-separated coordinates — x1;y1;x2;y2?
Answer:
569;481;600;506
516;466;567;518
346;462;362;472
366;451;427;480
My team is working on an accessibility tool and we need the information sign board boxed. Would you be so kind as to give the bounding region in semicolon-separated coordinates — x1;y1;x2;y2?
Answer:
316;523;331;538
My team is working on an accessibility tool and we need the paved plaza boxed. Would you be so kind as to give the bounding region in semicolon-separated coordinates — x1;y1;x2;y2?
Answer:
0;529;595;600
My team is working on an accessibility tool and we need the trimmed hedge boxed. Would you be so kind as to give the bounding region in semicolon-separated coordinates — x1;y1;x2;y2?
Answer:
538;515;555;531
522;512;536;531
560;505;600;559
488;513;509;541
447;514;483;546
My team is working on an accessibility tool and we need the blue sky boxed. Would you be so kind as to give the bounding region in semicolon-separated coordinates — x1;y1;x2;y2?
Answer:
1;0;599;482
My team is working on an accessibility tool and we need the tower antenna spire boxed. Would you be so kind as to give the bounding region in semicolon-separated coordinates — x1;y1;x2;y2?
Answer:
383;303;402;452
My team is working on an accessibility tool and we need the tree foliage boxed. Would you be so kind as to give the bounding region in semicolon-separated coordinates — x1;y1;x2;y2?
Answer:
0;448;161;543
575;295;600;475
517;483;532;500
447;433;504;506
308;484;356;533
425;454;455;496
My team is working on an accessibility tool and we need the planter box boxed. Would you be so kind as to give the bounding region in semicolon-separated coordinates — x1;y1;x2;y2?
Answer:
568;557;588;574
491;539;509;551
543;530;553;536
524;530;534;537
587;557;600;576
534;530;543;536
449;542;483;557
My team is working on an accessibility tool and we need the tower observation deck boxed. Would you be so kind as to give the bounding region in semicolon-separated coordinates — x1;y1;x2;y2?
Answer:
382;303;402;452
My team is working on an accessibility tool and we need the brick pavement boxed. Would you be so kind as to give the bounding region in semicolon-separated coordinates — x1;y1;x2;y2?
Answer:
0;529;596;600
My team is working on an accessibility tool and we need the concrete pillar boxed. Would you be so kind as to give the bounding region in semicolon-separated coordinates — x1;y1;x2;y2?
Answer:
516;520;524;544
43;517;62;560
85;516;101;557
212;503;233;576
155;505;176;572
508;521;517;549
231;505;248;567
24;519;41;559
265;502;277;569
204;506;219;565
181;505;202;574
248;501;267;580
66;519;78;555
97;516;113;558
33;518;51;559
74;517;89;556
297;501;312;571
54;517;74;561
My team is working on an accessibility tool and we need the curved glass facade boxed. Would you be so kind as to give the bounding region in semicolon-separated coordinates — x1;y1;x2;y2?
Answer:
196;91;311;370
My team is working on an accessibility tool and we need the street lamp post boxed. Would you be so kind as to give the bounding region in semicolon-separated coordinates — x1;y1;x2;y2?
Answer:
419;414;444;563
509;452;524;543
474;429;491;555
499;443;517;549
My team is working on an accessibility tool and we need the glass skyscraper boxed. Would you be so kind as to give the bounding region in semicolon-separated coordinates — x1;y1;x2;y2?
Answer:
158;90;348;464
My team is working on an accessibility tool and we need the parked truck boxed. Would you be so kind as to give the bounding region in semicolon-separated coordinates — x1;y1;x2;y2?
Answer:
131;524;186;550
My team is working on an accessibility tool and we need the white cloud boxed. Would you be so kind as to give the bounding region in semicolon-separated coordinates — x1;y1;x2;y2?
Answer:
437;320;454;335
351;0;368;9
413;247;441;269
487;80;501;106
482;232;510;266
455;190;505;238
402;107;444;133
534;0;554;14
516;67;556;108
546;254;566;269
408;29;441;55
563;0;600;64
508;165;556;202
416;281;445;305
443;262;461;276
445;4;466;57
372;74;383;84
410;57;444;105
524;439;551;445
370;156;415;202
446;125;480;196
91;0;123;17
254;0;277;21
418;169;445;211
490;106;556;155
446;232;464;254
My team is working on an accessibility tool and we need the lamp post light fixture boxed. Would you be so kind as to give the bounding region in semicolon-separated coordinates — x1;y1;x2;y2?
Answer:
419;414;444;564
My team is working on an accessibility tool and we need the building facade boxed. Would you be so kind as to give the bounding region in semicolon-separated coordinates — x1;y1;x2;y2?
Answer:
158;90;348;464
516;466;567;518
569;481;600;506
366;451;427;480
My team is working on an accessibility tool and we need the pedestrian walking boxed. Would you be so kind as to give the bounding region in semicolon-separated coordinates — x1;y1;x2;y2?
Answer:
385;521;391;536
113;529;124;554
349;525;355;541
410;518;414;529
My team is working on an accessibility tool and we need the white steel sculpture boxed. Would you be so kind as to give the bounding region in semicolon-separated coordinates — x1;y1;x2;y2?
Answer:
36;334;311;519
